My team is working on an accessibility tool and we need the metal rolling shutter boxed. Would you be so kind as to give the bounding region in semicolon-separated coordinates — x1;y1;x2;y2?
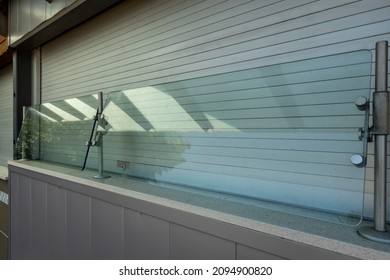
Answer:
40;0;390;219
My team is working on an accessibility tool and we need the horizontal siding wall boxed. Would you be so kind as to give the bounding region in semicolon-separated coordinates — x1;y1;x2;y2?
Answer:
41;0;389;98
0;65;14;166
40;0;390;219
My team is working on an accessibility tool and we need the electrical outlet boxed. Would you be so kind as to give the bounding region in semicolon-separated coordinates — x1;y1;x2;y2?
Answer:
117;160;130;170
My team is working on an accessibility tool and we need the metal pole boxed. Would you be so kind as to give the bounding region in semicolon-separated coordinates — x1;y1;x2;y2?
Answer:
374;136;387;231
373;40;389;231
358;41;390;243
95;132;103;177
93;92;110;179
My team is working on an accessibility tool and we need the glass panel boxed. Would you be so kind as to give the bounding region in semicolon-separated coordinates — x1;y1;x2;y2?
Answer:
15;94;100;166
16;51;372;225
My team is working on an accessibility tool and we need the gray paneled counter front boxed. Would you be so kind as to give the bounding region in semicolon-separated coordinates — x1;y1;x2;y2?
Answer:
8;160;390;260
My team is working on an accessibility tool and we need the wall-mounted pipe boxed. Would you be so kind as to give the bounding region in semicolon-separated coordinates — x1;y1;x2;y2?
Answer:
358;41;390;243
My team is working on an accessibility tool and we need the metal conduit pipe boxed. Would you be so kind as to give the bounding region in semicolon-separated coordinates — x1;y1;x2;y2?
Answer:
358;41;390;243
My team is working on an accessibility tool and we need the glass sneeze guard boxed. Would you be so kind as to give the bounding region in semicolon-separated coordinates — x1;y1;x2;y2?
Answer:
16;50;372;225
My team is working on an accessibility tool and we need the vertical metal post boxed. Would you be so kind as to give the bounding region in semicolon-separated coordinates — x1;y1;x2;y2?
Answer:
374;136;387;231
95;133;105;178
358;41;390;243
13;49;32;160
374;40;389;232
21;106;27;159
93;92;110;179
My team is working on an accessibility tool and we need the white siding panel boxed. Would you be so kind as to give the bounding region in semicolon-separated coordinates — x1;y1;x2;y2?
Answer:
0;65;14;166
42;0;371;100
40;0;390;220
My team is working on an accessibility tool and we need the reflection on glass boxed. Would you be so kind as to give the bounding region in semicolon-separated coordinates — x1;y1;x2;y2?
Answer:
15;51;372;225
